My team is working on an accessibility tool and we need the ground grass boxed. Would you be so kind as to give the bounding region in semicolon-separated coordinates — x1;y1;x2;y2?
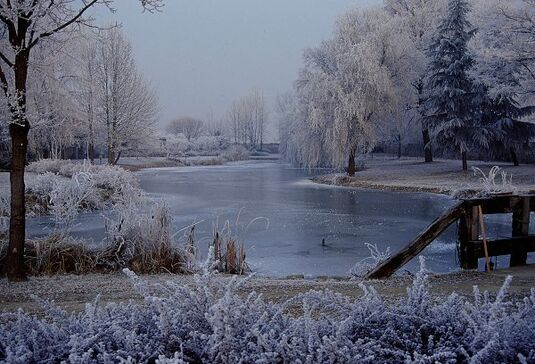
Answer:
313;156;535;196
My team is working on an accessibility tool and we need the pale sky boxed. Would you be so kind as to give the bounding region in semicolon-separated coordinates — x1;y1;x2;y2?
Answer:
97;0;381;130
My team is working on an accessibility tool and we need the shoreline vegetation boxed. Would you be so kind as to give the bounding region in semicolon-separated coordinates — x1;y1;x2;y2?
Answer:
1;263;534;314
310;156;535;196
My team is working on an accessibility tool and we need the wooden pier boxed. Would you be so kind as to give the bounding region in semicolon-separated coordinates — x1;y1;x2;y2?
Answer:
366;194;535;279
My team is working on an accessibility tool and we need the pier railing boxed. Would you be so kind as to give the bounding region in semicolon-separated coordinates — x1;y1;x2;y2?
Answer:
366;194;535;279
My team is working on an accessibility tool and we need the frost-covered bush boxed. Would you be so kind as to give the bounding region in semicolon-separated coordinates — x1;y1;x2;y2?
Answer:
26;158;72;174
165;134;193;157
451;166;517;199
472;166;517;196
220;145;250;162
100;202;187;274
192;136;229;153
1;257;534;363
24;160;143;221
349;243;391;277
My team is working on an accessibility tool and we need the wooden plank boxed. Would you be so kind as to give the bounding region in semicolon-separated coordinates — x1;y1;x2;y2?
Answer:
464;195;535;214
470;236;535;258
366;202;465;279
464;196;521;214
510;197;530;266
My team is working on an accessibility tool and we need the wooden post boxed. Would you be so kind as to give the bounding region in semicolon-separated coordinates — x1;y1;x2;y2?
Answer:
458;205;479;269
510;196;530;266
366;202;465;279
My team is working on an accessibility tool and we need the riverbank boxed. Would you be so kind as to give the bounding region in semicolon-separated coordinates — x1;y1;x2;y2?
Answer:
312;157;535;195
1;264;533;313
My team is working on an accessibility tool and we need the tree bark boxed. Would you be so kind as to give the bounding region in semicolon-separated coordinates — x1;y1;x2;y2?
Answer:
422;127;433;163
462;150;468;171
347;150;356;177
6;123;30;281
397;135;402;159
416;81;433;163
510;147;519;166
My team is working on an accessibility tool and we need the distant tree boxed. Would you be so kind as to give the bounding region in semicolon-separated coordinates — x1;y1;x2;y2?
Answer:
225;90;267;149
96;28;158;165
166;117;204;141
0;0;163;281
425;0;489;171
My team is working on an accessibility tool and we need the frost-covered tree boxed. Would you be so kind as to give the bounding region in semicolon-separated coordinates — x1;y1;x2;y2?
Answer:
96;28;158;165
291;8;403;175
384;0;448;162
226;90;268;149
167;117;204;141
425;0;489;171
0;0;163;281
471;0;535;165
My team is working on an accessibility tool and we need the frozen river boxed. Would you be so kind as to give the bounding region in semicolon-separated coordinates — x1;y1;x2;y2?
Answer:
138;161;460;276
24;161;520;277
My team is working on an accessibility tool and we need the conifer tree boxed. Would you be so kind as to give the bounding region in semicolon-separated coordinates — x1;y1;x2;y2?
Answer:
425;0;487;170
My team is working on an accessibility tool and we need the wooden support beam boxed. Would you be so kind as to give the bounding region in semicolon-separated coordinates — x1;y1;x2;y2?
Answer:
510;196;531;266
365;202;465;279
469;236;535;258
458;205;479;269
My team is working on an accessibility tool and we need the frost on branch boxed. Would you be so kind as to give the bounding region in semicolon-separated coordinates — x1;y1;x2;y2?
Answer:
1;258;534;363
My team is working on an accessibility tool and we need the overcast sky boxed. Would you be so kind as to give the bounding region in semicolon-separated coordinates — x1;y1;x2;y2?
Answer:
97;0;380;131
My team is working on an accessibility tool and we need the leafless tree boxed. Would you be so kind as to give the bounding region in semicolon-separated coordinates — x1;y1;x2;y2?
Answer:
96;28;158;164
166;116;204;141
0;0;163;281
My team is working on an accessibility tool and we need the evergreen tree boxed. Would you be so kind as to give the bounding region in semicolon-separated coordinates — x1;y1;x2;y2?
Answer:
425;0;488;170
490;95;535;166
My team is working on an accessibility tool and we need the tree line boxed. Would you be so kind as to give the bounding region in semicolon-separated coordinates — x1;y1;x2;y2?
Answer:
278;0;535;174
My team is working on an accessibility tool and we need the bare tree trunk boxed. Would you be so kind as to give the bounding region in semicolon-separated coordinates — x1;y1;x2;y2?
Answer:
397;134;402;159
461;150;468;171
510;147;519;166
422;127;433;163
416;82;433;163
6;49;31;281
6;123;30;281
347;150;356;177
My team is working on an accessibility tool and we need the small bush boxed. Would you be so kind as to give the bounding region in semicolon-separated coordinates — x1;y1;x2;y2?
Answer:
24;160;143;221
220;145;250;162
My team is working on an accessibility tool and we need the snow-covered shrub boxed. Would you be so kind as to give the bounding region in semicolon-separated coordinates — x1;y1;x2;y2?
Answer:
1;257;534;363
349;243;391;277
100;202;188;274
192;136;229;153
472;166;517;196
220;145;250;162
452;166;518;199
24;161;143;221
26;158;72;174
164;134;193;157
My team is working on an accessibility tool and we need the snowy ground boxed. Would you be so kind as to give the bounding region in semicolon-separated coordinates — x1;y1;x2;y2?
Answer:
313;156;535;195
1;264;533;314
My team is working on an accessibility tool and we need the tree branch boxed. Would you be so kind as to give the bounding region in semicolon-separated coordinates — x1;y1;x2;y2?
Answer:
29;0;100;49
0;50;13;68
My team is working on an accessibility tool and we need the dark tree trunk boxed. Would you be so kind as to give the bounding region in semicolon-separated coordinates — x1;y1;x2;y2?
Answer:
415;81;433;163
6;47;30;281
397;135;402;159
113;150;122;165
6;123;30;281
510;147;519;166
88;142;95;163
422;127;433;163
462;150;468;171
347;150;356;177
